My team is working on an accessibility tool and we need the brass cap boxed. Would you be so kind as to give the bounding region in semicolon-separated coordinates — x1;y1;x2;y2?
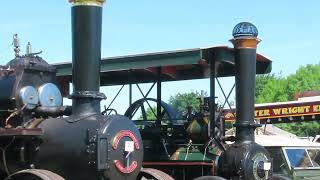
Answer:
69;0;105;6
230;37;261;49
230;22;260;49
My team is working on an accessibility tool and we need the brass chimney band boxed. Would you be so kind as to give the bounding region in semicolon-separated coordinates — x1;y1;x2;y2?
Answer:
69;0;105;6
230;37;261;49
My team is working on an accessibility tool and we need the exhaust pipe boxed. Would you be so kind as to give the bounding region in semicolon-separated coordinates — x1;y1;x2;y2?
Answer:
218;22;272;179
231;22;260;143
32;2;143;180
70;0;106;116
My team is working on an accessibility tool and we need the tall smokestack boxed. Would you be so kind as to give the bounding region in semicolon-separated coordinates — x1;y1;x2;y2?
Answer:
69;0;106;115
231;22;260;143
218;22;272;180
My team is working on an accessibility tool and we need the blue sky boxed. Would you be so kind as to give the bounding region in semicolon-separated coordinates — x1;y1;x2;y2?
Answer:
1;1;319;113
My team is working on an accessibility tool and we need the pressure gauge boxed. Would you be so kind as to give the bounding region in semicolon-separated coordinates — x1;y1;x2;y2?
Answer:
38;83;62;107
19;86;39;109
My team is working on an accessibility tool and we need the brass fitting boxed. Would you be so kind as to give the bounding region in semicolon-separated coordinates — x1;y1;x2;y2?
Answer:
69;0;105;6
230;37;260;49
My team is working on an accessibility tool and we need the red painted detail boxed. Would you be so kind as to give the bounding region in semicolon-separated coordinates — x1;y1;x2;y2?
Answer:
112;130;140;150
295;91;320;99
146;67;177;79
114;160;138;174
256;53;271;62
145;67;157;74
162;67;177;79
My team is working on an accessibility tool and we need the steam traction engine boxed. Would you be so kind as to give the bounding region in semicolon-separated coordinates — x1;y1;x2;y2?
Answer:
126;22;274;180
0;0;275;179
0;0;143;179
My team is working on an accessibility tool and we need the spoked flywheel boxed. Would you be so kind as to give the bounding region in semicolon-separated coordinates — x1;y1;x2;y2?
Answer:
125;98;177;122
5;169;65;180
137;168;174;180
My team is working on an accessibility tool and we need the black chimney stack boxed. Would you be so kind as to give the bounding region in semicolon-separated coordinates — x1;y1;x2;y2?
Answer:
231;22;260;143
70;0;106;115
219;23;272;179
31;2;143;179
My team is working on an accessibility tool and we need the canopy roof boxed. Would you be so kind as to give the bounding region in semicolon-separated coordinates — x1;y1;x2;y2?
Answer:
54;46;272;88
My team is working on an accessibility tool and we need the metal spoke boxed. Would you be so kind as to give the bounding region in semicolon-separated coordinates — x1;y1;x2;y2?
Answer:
141;104;147;121
136;82;156;99
221;83;235;109
106;85;125;110
145;100;157;118
160;109;166;120
216;78;234;110
136;83;157;118
215;77;236;125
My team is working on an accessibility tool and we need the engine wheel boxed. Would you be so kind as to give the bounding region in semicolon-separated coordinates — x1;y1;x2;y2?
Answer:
272;175;291;180
193;176;227;180
5;169;65;180
125;98;177;122
137;168;174;180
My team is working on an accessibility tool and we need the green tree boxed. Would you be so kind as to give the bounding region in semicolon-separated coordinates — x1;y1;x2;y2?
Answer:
168;91;206;118
255;63;320;136
255;73;288;103
137;106;157;120
137;91;207;120
256;64;320;103
277;122;320;137
285;64;320;99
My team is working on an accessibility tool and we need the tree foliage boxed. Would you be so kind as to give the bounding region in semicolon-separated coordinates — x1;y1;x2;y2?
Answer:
255;63;320;136
168;91;205;118
255;73;288;103
277;122;320;137
137;106;168;121
137;106;157;120
137;91;204;120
